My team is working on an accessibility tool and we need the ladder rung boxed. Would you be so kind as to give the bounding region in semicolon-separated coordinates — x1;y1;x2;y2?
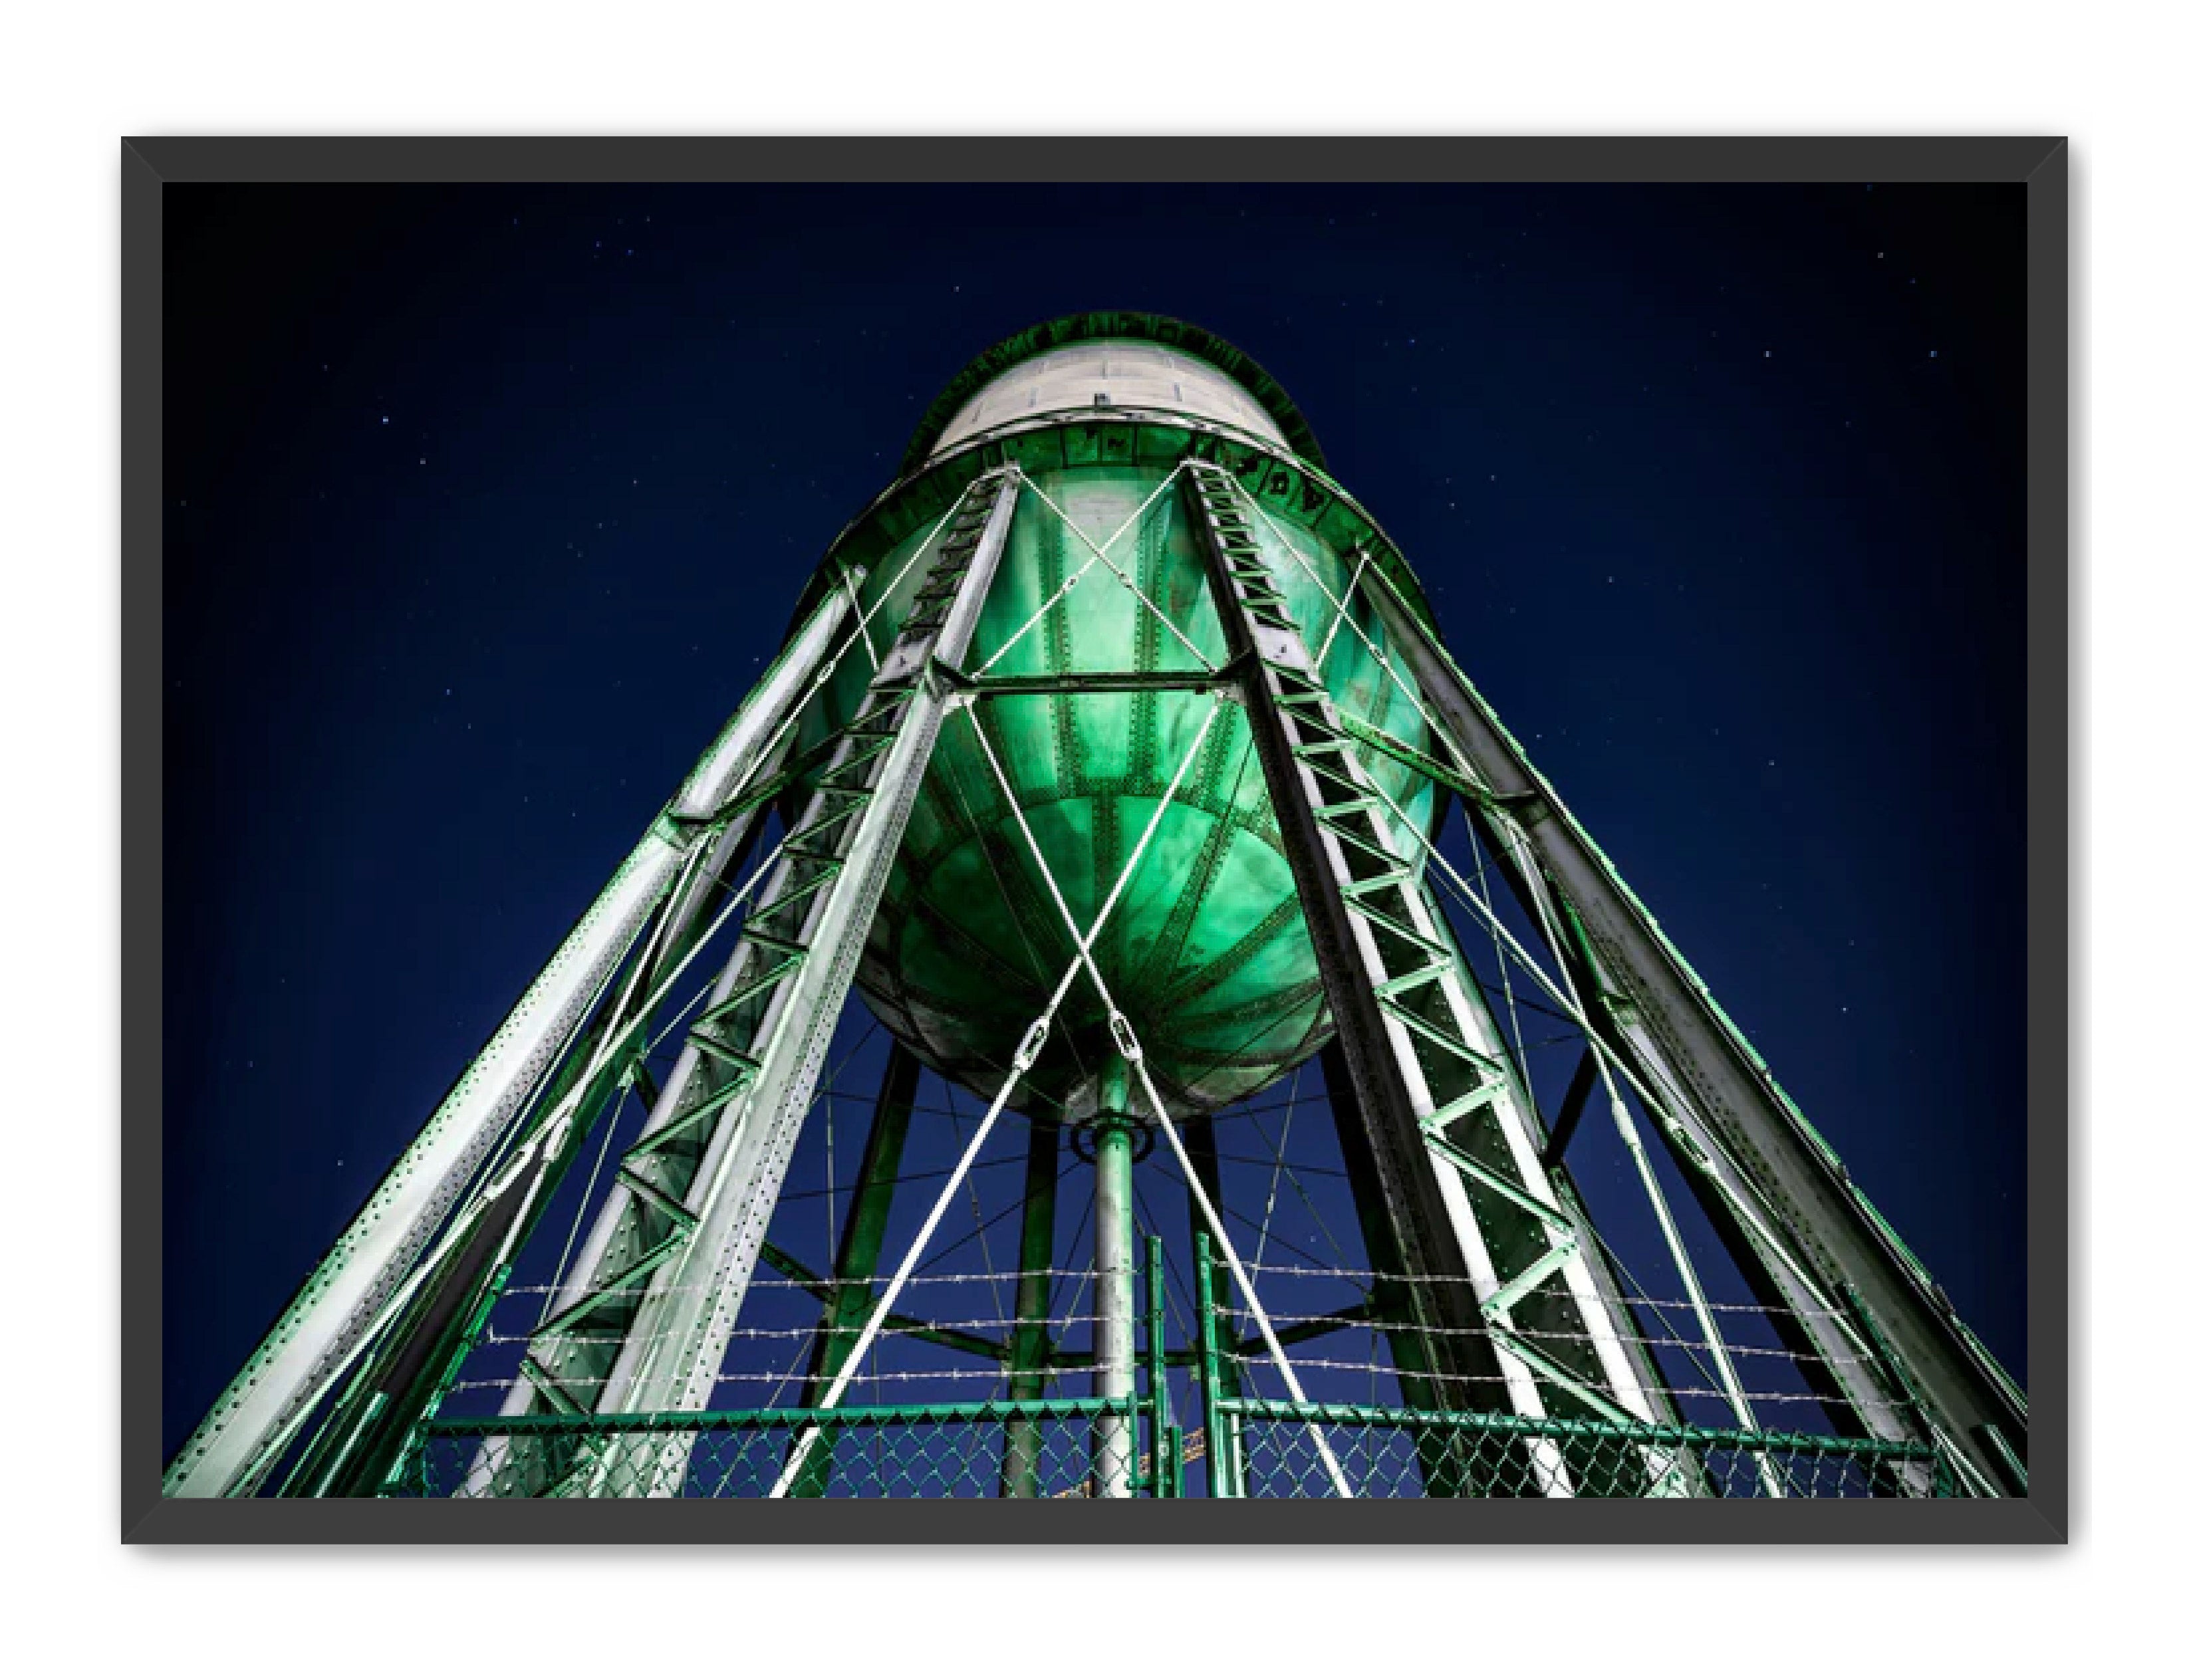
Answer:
1420;1080;1507;1137
1370;953;1456;999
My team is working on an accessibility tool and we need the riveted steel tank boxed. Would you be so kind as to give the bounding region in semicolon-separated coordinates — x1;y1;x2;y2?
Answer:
785;314;1442;1120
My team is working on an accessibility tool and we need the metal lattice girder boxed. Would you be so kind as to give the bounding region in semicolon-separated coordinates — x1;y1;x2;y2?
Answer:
1181;460;1663;1491
1357;562;2026;1481
163;582;864;1499
295;801;807;1499
480;467;1022;1496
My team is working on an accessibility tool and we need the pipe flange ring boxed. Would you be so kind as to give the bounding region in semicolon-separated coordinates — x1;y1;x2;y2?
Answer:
1069;1118;1155;1166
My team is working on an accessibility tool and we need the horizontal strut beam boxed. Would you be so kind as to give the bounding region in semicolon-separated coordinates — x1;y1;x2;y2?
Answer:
932;655;1251;699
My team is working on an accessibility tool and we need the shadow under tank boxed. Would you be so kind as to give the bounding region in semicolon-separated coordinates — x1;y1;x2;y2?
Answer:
785;319;1440;1121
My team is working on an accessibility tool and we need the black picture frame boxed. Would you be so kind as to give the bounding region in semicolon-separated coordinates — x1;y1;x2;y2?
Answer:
123;135;2069;1544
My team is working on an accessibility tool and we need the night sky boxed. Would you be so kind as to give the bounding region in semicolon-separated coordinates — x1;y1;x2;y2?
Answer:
162;182;2027;1457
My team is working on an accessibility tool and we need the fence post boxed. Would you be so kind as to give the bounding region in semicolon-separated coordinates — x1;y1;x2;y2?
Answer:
1196;1231;1238;1498
1144;1233;1167;1499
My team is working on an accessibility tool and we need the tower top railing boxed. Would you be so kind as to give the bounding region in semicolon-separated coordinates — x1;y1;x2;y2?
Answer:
900;312;1329;473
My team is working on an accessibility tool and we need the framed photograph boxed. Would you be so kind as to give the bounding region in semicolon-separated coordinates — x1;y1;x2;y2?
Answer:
127;138;2065;1542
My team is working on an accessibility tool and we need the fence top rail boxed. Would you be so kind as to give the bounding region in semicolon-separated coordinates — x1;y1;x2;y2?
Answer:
1210;1397;1938;1463
422;1394;1144;1438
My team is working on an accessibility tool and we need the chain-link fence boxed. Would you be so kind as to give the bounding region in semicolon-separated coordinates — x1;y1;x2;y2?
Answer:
376;1229;1954;1499
394;1396;1157;1499
1211;1397;1952;1498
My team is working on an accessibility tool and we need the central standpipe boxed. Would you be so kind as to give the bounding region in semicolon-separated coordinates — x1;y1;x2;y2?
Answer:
1089;1057;1139;1499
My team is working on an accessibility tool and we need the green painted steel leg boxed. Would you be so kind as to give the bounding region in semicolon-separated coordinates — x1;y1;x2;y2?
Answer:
1322;1050;1481;1497
1144;1233;1168;1497
507;468;1022;1496
787;1039;922;1497
1977;1425;2027;1497
1195;1231;1240;1499
1001;1111;1061;1497
301;1041;639;1497
1182;1120;1245;1494
299;819;769;1498
1091;1058;1137;1499
168;582;862;1499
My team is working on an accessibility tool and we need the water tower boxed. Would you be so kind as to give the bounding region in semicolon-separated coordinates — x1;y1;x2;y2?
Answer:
166;313;2029;1500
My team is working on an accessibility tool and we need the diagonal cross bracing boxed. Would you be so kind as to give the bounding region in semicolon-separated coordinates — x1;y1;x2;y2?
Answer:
1012;471;1218;673
959;695;1358;1497
973;463;1184;678
763;691;1228;1498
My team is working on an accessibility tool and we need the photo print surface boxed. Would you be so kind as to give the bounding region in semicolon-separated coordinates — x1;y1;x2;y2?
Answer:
157;178;2033;1512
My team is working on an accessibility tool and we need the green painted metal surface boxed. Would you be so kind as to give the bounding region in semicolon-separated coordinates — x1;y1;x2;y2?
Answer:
791;459;1438;1119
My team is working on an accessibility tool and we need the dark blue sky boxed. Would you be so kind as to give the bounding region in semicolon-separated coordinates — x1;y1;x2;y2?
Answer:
162;181;2027;1456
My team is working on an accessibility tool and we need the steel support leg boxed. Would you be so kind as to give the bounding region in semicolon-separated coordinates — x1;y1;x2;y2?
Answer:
483;467;1021;1497
1194;1232;1240;1497
1181;1119;1245;1493
298;812;778;1497
1362;560;2016;1477
1090;1059;1138;1499
1386;602;1953;1452
164;584;860;1497
1182;460;1658;1494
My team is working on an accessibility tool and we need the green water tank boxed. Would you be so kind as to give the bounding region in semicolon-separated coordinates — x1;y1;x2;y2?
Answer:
789;314;1441;1120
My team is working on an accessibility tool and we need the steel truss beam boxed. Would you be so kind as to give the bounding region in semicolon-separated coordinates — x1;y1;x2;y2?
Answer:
474;466;1021;1497
164;583;864;1498
1181;1120;1246;1489
1360;563;2027;1483
287;816;768;1498
1182;460;1666;1496
931;656;1250;700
